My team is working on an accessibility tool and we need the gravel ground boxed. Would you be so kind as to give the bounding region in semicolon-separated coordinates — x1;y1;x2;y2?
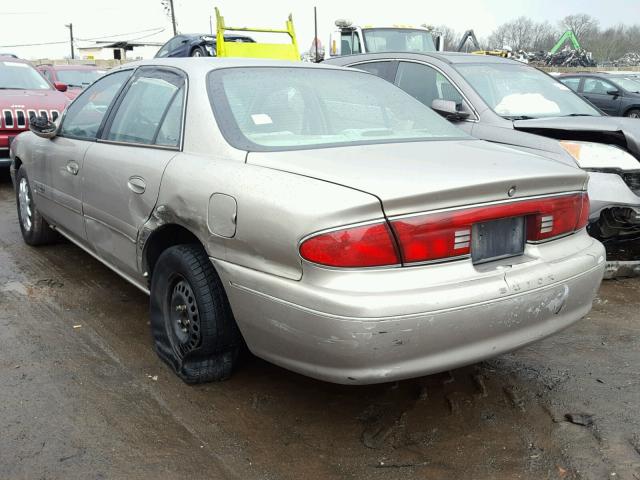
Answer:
0;170;638;480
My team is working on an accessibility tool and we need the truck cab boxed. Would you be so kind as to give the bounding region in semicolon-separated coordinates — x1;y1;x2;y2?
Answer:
328;20;442;57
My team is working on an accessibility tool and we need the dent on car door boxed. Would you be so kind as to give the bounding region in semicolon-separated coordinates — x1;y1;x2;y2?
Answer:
43;69;132;242
81;67;186;281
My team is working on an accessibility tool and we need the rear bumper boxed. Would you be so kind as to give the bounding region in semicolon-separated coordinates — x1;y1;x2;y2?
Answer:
213;233;605;384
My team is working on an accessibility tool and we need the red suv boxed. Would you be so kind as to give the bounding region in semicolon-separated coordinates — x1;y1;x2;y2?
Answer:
37;64;106;100
0;57;70;168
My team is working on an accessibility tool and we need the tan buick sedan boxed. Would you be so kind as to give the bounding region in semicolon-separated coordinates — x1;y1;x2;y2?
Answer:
10;58;605;385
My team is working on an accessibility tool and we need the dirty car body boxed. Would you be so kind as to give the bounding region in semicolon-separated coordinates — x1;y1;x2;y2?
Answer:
10;58;604;384
325;52;640;277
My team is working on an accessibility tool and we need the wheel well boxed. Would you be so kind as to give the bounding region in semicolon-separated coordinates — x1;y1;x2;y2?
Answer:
623;105;640;116
13;156;22;170
144;224;203;278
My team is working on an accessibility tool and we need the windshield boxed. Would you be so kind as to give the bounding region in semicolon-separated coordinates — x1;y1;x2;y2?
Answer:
56;69;105;88
456;63;600;119
613;77;640;93
207;67;467;151
362;28;436;53
0;61;50;90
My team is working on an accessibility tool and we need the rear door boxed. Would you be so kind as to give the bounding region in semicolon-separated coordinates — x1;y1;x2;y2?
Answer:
42;69;132;242
81;66;186;280
581;77;621;116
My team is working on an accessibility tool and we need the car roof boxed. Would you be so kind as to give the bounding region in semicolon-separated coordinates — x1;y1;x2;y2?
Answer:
0;56;32;64
43;64;101;70
120;57;350;75
325;51;522;65
559;72;638;77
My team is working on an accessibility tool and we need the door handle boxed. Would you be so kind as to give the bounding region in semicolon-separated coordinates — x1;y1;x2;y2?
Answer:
127;176;146;194
66;161;79;176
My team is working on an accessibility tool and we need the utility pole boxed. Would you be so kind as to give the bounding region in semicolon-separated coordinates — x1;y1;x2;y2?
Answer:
169;0;177;36
65;23;75;59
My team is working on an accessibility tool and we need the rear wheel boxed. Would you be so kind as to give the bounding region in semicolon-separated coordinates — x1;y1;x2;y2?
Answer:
625;108;640;118
190;46;206;57
150;244;242;383
15;168;57;246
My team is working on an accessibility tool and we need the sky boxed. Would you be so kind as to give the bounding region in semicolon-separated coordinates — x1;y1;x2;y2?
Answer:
2;0;640;59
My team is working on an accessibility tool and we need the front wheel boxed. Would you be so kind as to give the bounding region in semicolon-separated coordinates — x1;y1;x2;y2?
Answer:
190;46;206;57
149;244;242;383
625;108;640;119
15;168;58;246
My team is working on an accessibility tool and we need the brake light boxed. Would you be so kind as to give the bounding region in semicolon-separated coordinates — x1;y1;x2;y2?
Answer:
299;193;589;268
392;193;589;264
299;222;400;267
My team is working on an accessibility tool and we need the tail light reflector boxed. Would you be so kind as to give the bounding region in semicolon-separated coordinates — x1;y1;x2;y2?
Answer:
392;193;589;264
299;193;589;268
299;222;400;268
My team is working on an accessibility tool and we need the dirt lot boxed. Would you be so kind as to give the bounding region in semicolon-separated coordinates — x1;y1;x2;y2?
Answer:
0;170;639;480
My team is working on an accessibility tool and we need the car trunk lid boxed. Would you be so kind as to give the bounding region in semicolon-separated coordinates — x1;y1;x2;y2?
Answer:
247;139;587;217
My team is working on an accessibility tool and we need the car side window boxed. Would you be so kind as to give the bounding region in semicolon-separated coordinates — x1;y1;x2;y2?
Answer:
155;88;185;147
105;69;185;146
41;69;52;81
583;78;615;95
352;61;396;83
156;43;170;58
59;70;132;140
559;77;580;92
395;61;464;108
340;32;361;55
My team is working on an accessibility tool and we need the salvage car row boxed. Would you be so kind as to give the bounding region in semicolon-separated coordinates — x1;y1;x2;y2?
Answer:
4;52;640;386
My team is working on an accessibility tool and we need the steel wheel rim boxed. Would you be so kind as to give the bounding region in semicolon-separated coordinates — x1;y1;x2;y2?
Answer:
18;177;33;232
168;275;201;354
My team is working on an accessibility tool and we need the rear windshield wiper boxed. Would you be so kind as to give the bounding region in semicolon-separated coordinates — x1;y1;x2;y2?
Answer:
562;113;597;117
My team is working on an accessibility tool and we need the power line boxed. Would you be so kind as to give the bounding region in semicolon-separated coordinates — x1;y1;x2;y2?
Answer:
77;27;165;42
0;27;166;48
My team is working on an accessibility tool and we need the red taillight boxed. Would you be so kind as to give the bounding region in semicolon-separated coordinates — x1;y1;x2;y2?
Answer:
392;193;590;264
299;193;589;268
299;222;400;268
525;193;589;241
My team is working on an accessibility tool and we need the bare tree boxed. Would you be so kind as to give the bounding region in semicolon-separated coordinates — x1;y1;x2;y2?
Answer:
560;14;599;39
488;17;539;51
437;25;460;51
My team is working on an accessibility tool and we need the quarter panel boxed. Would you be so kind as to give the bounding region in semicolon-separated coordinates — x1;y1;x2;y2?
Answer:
150;153;384;280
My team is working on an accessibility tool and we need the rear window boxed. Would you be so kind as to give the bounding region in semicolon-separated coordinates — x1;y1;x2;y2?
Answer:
207;67;467;151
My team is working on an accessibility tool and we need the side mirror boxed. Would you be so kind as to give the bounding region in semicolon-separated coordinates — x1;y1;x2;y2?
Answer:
29;115;58;139
431;99;471;120
53;81;68;92
606;89;620;96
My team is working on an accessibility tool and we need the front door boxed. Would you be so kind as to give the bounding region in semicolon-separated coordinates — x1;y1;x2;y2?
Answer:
81;67;186;280
47;69;133;242
581;77;622;116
